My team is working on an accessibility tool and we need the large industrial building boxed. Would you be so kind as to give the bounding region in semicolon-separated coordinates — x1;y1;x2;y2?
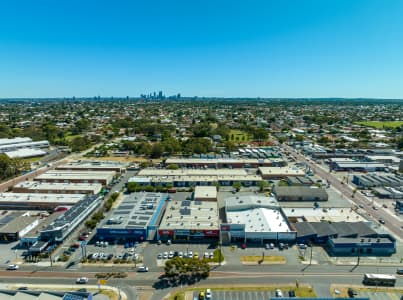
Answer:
97;193;167;242
294;221;396;256
158;200;219;241
13;181;103;195
352;173;403;188
164;157;285;169
0;192;86;209
0;212;39;242
258;167;305;179
0;139;49;153
56;160;126;173
34;170;115;185
273;186;329;202
130;168;262;187
328;158;387;172
221;195;295;244
39;195;102;243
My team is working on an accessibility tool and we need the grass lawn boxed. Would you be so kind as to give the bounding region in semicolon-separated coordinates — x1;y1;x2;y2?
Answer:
229;129;250;142
22;156;43;163
240;255;286;264
65;134;83;142
356;121;403;129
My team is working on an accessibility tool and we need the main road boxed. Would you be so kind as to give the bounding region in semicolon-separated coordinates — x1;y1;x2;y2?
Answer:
283;144;403;241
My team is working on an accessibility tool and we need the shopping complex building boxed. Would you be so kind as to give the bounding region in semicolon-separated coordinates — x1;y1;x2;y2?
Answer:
34;170;116;185
96;193;167;243
158;199;219;241
221;195;295;244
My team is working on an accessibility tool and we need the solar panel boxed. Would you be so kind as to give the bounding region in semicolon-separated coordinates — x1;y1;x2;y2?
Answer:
181;200;191;206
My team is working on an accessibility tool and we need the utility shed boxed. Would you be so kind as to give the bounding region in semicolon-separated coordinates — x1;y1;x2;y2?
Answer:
274;186;328;202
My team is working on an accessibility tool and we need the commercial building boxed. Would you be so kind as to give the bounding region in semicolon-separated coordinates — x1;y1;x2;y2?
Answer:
273;186;328;202
222;195;295;244
0;289;93;300
283;207;366;223
395;200;403;214
293;221;396;256
158;200;219;241
286;176;314;186
352;173;403;188
0;140;49;153
194;186;217;201
19;211;64;248
0;192;86;210
0;137;32;146
39;195;102;243
34;170;115;185
13;181;103;195
130;168;262;187
365;155;400;164
97;193;167;242
56;160;126;173
5;148;47;159
164;157;285;168
0;213;39;242
258;167;305;179
329;158;387;172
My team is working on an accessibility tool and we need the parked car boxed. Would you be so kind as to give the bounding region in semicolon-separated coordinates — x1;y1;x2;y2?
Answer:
193;252;199;259
275;289;283;297
168;251;174;259
157;253;163;259
379;219;385;224
6;264;19;270
241;243;247;249
163;252;168;259
209;252;214;259
167;239;172;245
288;290;296;297
204;252;209;258
298;244;307;249
137;266;149;272
76;277;88;284
205;288;212;299
396;268;403;275
265;243;270;249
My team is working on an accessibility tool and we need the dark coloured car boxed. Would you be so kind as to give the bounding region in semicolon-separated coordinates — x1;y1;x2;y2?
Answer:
288;290;296;297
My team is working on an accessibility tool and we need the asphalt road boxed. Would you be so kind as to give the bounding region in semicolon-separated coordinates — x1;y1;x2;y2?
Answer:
283;144;403;241
0;266;402;300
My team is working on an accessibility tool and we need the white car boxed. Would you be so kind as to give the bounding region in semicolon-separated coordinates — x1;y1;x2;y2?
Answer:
204;252;209;258
76;277;88;284
137;266;149;272
168;251;174;259
92;253;99;259
206;288;212;299
188;251;193;258
178;251;183;258
6;264;19;270
209;252;214;259
275;289;283;297
163;252;168;259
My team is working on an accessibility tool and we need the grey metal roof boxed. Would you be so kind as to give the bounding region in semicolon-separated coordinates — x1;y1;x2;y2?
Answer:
274;186;328;199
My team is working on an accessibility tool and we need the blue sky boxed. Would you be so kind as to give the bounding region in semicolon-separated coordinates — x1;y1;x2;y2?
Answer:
0;0;402;98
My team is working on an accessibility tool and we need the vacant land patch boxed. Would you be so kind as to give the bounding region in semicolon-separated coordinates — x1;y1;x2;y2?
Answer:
229;129;250;142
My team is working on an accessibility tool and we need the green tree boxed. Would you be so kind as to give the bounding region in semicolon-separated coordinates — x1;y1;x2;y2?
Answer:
232;182;242;192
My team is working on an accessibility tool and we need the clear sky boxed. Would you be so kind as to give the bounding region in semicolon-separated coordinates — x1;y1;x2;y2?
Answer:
0;0;402;98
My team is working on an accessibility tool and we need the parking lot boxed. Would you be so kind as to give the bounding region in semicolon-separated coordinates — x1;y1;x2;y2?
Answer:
357;291;403;300
193;289;296;300
143;241;217;268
